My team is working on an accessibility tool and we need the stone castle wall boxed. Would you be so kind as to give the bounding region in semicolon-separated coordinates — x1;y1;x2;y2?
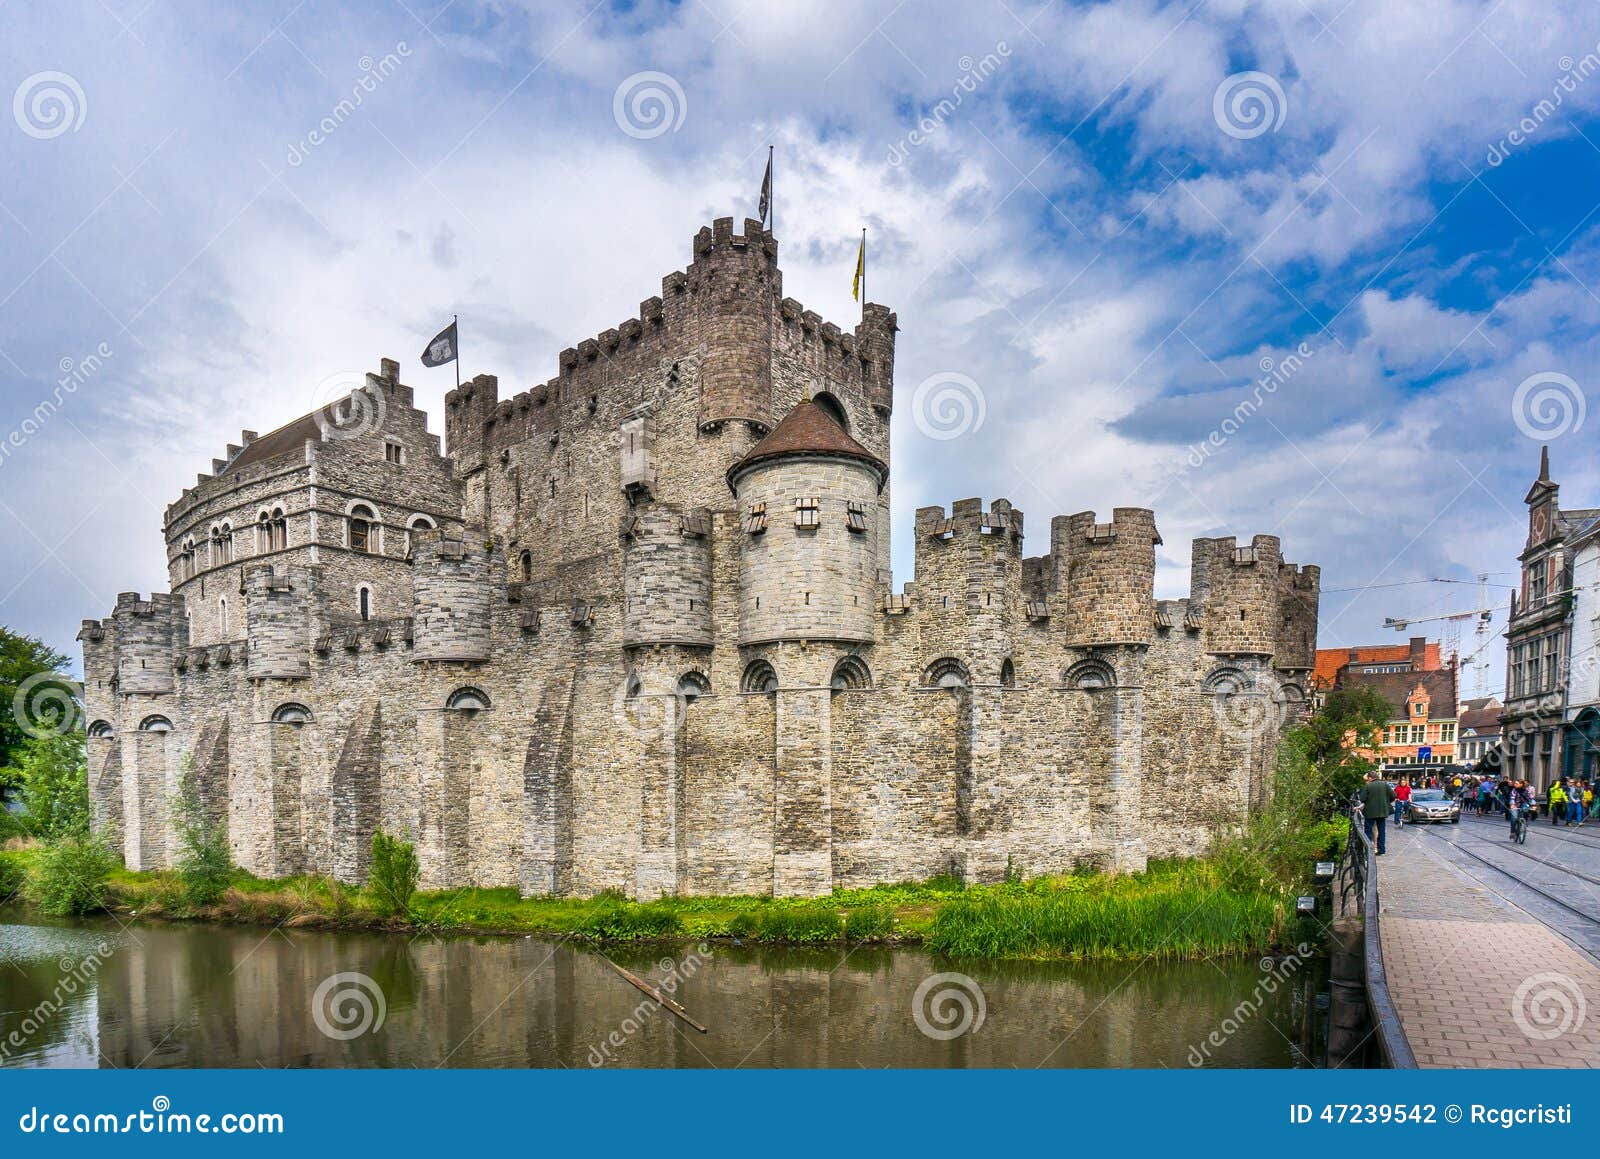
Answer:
81;216;1319;896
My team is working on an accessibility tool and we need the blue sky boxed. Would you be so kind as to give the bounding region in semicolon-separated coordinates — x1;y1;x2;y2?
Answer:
2;0;1598;698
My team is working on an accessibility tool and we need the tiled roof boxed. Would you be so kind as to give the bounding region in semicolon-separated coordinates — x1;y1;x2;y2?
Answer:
220;411;322;475
1459;701;1505;734
1311;642;1442;689
727;398;887;486
1335;666;1459;721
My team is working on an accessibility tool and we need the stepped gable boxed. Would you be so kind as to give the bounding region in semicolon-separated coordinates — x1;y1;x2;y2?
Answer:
726;397;887;489
219;411;320;475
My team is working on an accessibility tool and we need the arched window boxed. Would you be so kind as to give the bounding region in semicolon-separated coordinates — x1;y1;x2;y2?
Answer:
406;514;434;556
348;503;378;553
999;658;1016;688
257;509;272;554
1202;666;1248;695
519;550;533;583
139;714;173;733
813;391;849;432
218;522;233;563
830;655;871;692
677;671;712;701
741;659;779;694
1065;658;1115;690
87;719;113;738
218;596;229;636
272;703;312;726
179;537;196;580
357;585;372;622
271;507;287;551
446;686;491;714
923;657;971;690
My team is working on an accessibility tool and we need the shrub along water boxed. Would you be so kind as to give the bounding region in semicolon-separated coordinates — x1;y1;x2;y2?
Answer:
369;831;421;918
30;836;117;916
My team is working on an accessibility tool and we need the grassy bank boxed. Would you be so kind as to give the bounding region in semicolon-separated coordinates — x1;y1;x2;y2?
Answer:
0;846;1326;962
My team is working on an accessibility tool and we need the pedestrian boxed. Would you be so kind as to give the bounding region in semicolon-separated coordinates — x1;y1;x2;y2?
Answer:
1549;779;1567;825
1584;781;1595;825
1361;772;1396;855
1570;780;1586;826
1394;777;1412;825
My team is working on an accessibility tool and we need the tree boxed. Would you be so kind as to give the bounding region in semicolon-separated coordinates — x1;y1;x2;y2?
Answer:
1;626;77;786
1289;685;1392;811
15;731;90;839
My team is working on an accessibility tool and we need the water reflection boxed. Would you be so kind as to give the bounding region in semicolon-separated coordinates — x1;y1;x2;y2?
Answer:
0;916;1322;1068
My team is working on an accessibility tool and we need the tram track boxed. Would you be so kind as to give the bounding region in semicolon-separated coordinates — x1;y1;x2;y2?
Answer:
1458;812;1600;853
1412;822;1600;929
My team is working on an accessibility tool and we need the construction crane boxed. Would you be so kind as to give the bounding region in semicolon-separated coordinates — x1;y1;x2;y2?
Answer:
1383;574;1499;697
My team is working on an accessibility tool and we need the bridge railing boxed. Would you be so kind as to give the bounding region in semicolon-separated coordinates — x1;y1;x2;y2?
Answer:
1335;804;1417;1069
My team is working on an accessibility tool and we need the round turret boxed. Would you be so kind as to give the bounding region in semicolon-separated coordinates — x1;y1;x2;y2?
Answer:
111;592;177;694
728;399;886;647
623;505;714;648
1057;508;1160;648
693;218;776;432
411;527;494;663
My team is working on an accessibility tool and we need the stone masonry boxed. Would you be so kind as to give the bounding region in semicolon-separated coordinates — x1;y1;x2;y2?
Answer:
79;214;1320;897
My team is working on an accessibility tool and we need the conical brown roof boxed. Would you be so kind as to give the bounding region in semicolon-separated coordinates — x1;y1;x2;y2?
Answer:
727;399;887;489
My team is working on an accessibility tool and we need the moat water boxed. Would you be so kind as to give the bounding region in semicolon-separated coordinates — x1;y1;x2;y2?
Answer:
0;914;1324;1068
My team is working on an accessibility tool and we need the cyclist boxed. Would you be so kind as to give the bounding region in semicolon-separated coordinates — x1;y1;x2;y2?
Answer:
1508;780;1532;840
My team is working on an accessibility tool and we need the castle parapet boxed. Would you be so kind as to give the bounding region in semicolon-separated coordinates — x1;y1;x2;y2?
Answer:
1191;534;1283;657
411;526;496;663
243;562;315;679
111;592;178;694
1054;508;1159;647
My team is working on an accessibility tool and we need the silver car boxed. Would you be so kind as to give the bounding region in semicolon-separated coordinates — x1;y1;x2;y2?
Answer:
1402;787;1461;824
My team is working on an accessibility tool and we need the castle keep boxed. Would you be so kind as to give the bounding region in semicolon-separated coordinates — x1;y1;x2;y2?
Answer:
80;216;1320;897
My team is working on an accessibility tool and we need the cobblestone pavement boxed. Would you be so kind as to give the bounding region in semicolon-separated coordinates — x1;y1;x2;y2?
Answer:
1377;823;1600;1067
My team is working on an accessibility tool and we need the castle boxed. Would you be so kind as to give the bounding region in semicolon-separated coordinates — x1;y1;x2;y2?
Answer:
79;215;1320;898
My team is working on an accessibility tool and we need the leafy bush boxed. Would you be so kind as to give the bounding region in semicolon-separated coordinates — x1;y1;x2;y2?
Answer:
173;775;233;908
745;905;843;944
0;851;26;902
14;732;89;840
368;830;420;918
30;835;117;916
575;899;683;940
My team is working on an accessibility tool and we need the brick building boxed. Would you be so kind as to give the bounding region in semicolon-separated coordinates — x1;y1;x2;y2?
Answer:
1318;638;1459;770
78;214;1319;898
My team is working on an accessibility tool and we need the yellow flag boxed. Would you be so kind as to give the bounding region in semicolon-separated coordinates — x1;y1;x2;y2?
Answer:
851;233;865;302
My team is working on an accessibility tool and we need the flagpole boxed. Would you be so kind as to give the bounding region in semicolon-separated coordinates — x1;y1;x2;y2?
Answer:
861;227;867;322
769;145;775;237
454;314;460;390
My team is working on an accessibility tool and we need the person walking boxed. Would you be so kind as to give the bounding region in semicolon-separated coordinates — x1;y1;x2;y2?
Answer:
1393;777;1412;826
1549;779;1567;825
1570;780;1586;826
1583;781;1595;825
1508;780;1532;839
1361;772;1396;855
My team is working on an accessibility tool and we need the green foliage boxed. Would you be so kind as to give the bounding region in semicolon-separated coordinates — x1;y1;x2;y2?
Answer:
368;830;421;918
30;835;117;916
729;904;844;944
172;767;234;908
0;850;26;902
843;905;895;942
575;899;684;940
929;864;1279;960
14;732;89;840
0;627;74;781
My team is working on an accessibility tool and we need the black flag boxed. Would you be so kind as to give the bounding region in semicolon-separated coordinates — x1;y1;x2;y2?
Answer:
758;148;772;227
421;320;458;367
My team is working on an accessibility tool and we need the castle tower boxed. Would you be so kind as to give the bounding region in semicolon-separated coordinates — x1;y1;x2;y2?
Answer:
1191;534;1282;656
410;526;496;663
111;592;178;694
693;218;777;433
1055;508;1160;648
621;506;714;648
243;562;314;679
728;399;887;649
912;498;1025;684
